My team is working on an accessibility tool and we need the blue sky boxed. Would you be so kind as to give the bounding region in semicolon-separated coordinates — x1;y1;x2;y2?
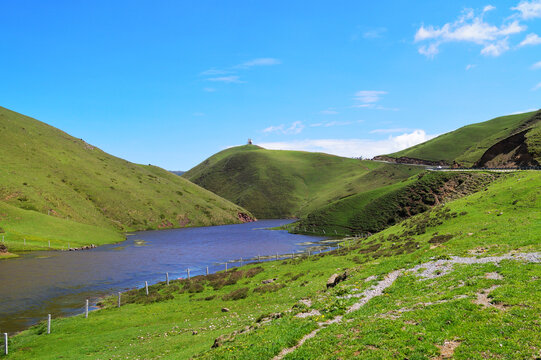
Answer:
1;0;540;170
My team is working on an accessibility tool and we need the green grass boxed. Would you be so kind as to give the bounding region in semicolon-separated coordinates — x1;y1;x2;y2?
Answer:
7;171;540;359
383;110;540;166
183;145;422;218
0;106;252;254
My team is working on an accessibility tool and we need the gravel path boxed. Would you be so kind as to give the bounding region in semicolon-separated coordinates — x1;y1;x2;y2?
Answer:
272;252;540;360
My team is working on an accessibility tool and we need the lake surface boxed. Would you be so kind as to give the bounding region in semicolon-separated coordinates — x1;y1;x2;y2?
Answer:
0;220;334;334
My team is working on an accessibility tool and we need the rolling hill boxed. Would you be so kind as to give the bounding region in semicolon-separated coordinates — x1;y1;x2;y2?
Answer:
183;145;423;218
375;109;541;167
0;106;252;254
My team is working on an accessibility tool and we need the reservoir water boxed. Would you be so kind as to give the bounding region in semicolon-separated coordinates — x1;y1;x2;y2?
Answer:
0;220;332;334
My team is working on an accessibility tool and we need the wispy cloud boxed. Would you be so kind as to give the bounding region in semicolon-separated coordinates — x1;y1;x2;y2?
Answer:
310;120;362;128
512;0;541;19
370;128;410;134
518;33;541;46
533;82;541;90
200;69;231;75
236;58;282;68
207;76;244;83
466;64;477;70
203;87;217;92
320;109;339;115
363;28;387;39
415;7;526;57
263;121;304;135
351;90;398;111
354;90;388;103
531;60;541;69
258;130;437;159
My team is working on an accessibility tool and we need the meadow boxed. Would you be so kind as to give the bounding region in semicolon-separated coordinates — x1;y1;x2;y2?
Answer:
6;171;539;359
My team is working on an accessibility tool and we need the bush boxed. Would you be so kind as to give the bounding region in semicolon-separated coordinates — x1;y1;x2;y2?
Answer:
222;287;249;301
253;284;285;293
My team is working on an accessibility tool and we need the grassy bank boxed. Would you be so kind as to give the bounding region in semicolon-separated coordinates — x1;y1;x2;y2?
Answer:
6;171;540;359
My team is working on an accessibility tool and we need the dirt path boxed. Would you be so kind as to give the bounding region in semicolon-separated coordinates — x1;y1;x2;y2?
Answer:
273;252;540;360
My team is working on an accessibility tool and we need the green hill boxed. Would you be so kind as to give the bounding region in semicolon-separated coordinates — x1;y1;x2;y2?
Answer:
8;171;540;359
0;106;252;255
376;110;541;167
183;145;423;218
293;171;498;236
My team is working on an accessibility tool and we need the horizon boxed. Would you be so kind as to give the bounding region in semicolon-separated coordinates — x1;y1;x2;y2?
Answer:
1;0;540;170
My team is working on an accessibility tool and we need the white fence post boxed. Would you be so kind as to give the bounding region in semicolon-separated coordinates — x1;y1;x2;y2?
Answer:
3;333;7;355
47;314;51;334
166;272;169;285
145;281;149;295
85;299;89;318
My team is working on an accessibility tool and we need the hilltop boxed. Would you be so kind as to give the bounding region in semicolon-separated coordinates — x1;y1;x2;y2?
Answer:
8;171;540;359
375;110;541;167
183;145;422;218
0;106;252;255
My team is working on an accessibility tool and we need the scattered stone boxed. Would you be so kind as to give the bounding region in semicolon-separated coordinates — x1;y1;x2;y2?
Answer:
0;244;8;253
434;340;461;359
298;299;312;307
485;272;503;280
326;271;348;289
467;232;474;236
262;278;277;284
221;307;230;312
295;309;321;318
473;285;507;310
192;331;198;335
364;275;377;282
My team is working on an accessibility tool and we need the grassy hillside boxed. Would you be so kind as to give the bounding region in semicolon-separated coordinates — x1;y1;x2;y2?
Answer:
0;106;251;254
292;171;498;236
184;145;422;218
380;110;540;167
7;171;540;359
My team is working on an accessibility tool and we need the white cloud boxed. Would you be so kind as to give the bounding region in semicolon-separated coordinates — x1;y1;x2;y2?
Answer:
512;0;541;19
258;130;437;159
354;90;388;103
207;76;244;83
508;108;538;114
263;121;305;135
518;33;541;46
466;64;477;70
481;38;510;56
531;60;541;69
483;5;496;12
414;8;526;57
236;58;281;68
320;109;339;115
533;82;541;90
418;43;440;57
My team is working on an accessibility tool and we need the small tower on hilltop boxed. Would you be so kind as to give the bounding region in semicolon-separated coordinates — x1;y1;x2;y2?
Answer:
247;138;253;145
